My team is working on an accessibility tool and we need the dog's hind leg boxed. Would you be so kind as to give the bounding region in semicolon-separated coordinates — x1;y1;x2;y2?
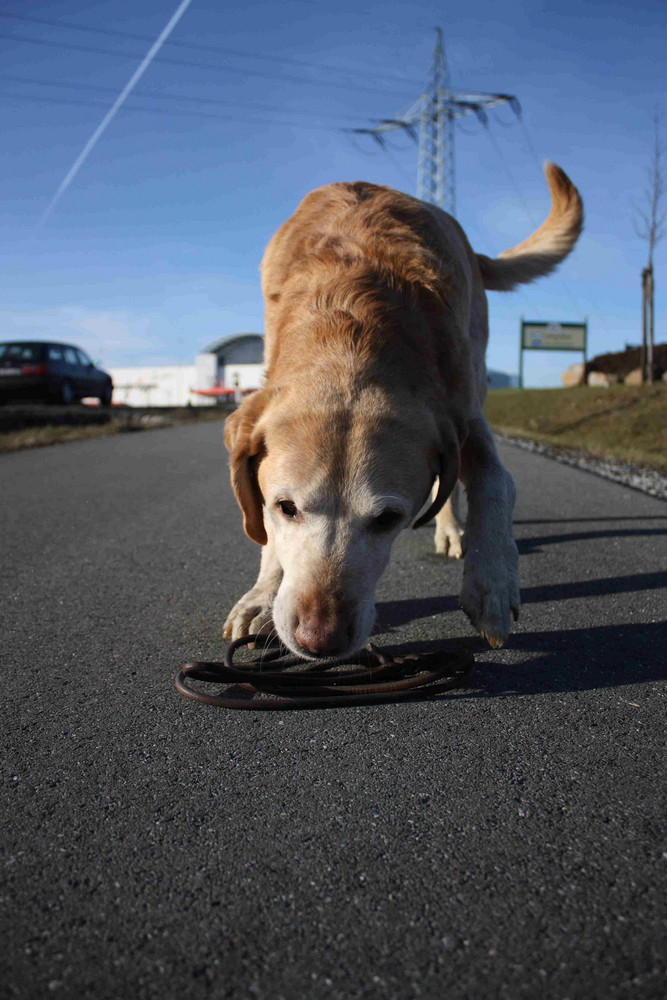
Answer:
434;484;464;559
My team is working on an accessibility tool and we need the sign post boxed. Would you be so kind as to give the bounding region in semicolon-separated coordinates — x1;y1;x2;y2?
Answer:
519;317;588;388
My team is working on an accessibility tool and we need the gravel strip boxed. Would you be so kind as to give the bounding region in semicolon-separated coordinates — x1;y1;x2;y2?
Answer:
497;434;667;501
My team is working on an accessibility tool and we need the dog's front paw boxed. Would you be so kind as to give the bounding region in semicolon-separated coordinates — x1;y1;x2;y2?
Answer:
460;543;520;648
223;587;275;641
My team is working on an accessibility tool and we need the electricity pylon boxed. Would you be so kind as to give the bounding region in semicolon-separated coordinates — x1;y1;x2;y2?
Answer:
348;29;520;216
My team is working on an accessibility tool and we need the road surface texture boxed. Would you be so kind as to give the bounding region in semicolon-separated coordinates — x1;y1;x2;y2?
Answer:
2;421;665;1000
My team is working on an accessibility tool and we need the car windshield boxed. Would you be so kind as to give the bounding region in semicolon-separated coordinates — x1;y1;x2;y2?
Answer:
0;343;45;362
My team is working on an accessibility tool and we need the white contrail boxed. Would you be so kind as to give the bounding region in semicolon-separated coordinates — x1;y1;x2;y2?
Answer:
31;0;194;236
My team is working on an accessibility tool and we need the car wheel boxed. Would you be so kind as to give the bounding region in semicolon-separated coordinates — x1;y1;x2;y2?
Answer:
99;386;113;407
60;381;76;405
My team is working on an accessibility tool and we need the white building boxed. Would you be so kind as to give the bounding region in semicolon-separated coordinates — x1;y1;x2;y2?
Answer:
108;333;265;407
108;364;196;407
108;333;515;406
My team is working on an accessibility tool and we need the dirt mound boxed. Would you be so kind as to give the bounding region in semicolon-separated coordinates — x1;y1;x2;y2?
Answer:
589;343;667;379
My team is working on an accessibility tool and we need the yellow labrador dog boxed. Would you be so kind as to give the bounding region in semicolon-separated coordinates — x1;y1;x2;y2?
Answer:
223;164;582;657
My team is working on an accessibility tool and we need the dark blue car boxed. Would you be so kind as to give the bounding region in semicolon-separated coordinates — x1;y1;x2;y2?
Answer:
0;341;113;405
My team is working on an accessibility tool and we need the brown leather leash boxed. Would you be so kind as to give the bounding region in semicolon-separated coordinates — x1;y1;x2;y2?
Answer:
175;634;475;710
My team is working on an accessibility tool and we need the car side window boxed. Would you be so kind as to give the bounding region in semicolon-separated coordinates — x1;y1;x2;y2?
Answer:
48;347;64;362
76;349;92;367
63;348;79;366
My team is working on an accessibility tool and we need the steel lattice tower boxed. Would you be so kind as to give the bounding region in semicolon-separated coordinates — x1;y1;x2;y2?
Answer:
417;28;452;211
350;29;521;216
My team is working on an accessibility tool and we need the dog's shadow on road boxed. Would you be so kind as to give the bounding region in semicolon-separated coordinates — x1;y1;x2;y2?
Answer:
516;525;667;556
511;514;667;555
375;567;667;697
415;514;667;558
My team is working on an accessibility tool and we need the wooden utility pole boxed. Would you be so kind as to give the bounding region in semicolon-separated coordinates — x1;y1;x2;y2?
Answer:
635;113;665;384
641;266;654;383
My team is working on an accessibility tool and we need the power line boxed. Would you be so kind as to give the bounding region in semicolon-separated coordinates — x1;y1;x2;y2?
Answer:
1;90;353;133
484;117;615;334
0;8;426;92
345;30;602;338
0;31;420;101
0;30;415;99
515;114;545;175
0;73;373;126
347;29;520;216
484;122;538;227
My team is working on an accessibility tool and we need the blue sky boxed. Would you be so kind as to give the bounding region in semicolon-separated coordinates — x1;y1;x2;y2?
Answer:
0;0;664;386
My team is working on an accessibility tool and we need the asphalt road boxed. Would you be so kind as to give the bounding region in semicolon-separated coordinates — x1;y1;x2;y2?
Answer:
2;420;665;1000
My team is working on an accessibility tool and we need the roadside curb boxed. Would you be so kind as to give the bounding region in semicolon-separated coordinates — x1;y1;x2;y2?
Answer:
496;433;667;501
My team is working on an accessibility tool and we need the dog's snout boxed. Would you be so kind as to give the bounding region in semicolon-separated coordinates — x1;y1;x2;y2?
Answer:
293;596;353;656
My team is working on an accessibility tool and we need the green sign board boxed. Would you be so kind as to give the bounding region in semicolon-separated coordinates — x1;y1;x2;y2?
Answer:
522;321;587;351
519;319;588;388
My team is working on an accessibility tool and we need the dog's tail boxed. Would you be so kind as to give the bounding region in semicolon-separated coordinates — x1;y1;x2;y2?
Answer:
476;162;583;292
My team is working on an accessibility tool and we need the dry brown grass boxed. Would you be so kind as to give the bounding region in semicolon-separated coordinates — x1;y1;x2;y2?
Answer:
485;384;667;472
0;407;231;454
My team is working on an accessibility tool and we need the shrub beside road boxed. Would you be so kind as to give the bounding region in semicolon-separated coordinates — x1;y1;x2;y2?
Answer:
0;404;233;453
1;386;665;476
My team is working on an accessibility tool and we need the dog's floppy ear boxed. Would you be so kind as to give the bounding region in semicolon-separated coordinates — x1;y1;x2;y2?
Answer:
413;433;461;529
224;389;271;545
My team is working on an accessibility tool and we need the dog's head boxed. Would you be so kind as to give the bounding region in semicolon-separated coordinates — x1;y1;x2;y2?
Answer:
225;383;464;659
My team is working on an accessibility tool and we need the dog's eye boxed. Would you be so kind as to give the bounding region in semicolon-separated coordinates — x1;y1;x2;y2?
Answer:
276;499;298;519
372;509;403;532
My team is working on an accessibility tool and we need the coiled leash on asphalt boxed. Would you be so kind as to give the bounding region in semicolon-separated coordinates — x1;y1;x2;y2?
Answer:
175;634;475;710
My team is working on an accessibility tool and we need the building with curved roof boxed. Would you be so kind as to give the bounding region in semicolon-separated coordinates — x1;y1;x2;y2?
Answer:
194;333;264;400
200;333;264;362
107;333;265;406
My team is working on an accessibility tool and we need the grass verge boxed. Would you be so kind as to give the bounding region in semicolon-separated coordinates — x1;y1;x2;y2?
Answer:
0;407;232;454
3;387;665;473
485;384;667;473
